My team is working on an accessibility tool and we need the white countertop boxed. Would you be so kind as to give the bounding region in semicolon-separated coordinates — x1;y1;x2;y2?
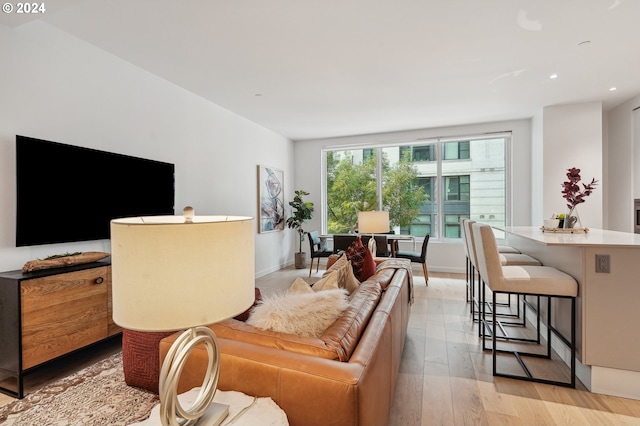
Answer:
500;226;640;248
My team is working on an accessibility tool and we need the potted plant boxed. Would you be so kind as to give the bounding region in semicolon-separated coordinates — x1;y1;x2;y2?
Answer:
286;190;314;269
561;167;598;229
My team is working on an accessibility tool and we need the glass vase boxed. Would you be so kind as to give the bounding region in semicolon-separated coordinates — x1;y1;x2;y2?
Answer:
564;206;583;230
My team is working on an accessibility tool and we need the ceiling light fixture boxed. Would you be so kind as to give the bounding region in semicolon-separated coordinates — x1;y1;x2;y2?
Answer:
550;74;558;79
610;87;617;91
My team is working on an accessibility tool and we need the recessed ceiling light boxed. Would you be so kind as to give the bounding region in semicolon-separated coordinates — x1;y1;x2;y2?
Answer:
610;87;617;91
550;74;558;79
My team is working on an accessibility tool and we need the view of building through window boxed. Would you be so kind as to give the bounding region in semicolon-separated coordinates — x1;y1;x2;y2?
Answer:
324;135;508;238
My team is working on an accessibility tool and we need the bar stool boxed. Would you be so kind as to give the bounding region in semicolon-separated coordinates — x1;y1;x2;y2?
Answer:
460;218;524;315
472;223;578;388
465;220;541;331
460;219;474;304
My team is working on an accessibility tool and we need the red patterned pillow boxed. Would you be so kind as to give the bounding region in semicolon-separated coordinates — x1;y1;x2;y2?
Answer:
360;244;376;281
345;237;367;280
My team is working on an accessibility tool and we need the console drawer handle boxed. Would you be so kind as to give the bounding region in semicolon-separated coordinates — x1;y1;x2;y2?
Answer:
95;277;104;284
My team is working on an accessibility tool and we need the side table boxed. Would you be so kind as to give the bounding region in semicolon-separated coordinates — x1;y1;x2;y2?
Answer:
132;388;289;426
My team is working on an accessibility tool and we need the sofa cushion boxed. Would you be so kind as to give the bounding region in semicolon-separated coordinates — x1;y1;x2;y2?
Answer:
320;279;383;361
210;319;342;359
247;288;349;338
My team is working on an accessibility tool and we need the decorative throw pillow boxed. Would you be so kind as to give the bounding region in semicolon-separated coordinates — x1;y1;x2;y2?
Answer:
312;270;340;291
359;245;377;282
343;259;361;293
323;253;349;278
288;277;314;294
246;289;349;338
345;237;367;279
321;254;359;294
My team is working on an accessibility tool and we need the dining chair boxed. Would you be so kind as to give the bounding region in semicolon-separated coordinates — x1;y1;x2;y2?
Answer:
395;235;429;284
307;231;333;276
332;235;357;254
360;235;391;257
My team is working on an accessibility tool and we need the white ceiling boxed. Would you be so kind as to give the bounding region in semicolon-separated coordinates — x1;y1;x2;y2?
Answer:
2;0;640;141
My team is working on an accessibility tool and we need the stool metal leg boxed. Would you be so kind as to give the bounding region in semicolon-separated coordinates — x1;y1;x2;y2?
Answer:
492;292;576;388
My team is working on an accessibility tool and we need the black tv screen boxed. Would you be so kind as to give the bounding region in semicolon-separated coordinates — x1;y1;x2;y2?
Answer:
16;135;175;246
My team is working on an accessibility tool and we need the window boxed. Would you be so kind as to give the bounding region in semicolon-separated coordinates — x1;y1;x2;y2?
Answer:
444;214;468;238
445;175;470;201
324;135;508;239
443;141;470;160
401;145;434;162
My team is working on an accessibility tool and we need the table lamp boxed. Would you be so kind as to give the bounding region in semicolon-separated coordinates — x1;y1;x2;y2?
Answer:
111;208;255;426
358;211;390;255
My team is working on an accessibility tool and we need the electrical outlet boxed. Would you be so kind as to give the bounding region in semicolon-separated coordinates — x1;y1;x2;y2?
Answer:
595;254;610;273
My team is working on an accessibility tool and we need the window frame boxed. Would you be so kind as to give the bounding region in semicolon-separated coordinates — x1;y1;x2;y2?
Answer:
321;132;511;240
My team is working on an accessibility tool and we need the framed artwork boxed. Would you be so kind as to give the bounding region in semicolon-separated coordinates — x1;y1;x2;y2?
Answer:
258;165;285;233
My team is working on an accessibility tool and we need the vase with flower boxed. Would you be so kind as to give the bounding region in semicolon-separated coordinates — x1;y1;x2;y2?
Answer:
561;167;598;230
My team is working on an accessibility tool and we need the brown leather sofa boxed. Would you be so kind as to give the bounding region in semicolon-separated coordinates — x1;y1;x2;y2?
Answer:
159;261;412;426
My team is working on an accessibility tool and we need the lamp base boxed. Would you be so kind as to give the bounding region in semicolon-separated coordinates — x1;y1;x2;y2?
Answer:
196;401;229;426
160;326;224;426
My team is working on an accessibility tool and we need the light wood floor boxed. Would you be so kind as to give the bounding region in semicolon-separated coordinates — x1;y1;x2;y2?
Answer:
261;264;640;426
3;264;640;425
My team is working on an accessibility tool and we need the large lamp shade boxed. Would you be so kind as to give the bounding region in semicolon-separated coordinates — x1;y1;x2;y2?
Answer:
110;215;255;332
358;211;390;234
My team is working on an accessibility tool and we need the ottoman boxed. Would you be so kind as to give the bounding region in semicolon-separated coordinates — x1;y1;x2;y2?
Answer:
122;329;175;393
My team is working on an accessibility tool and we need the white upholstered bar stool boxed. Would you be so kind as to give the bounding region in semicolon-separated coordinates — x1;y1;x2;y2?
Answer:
462;219;521;306
465;220;541;329
472;223;578;388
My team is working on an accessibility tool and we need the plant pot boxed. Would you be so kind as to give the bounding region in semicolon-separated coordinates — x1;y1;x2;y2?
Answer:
564;206;581;229
294;252;307;269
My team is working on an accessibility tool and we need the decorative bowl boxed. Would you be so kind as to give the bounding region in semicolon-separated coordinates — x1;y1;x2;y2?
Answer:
544;219;560;229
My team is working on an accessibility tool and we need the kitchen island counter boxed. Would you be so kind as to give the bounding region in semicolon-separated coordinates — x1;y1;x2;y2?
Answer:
500;226;640;400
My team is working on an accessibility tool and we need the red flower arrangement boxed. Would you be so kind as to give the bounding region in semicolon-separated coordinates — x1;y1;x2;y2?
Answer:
562;167;598;210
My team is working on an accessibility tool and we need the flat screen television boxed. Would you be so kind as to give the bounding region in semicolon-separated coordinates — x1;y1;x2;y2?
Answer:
16;135;175;246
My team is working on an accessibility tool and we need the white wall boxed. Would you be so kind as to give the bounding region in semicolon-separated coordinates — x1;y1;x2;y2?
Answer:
294;119;532;273
542;103;604;229
0;21;294;276
530;111;544;225
607;95;640;232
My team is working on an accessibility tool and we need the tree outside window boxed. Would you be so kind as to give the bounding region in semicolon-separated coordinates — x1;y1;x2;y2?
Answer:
324;136;507;238
326;150;427;234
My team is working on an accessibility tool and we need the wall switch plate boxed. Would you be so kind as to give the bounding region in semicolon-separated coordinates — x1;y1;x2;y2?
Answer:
595;254;610;273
